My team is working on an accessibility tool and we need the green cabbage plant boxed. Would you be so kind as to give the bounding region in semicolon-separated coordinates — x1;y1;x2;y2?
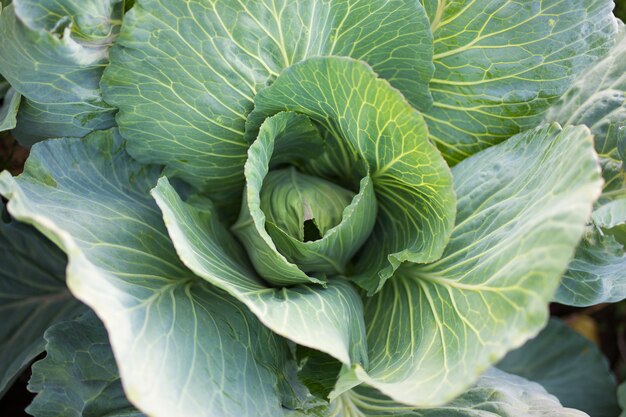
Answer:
0;0;624;416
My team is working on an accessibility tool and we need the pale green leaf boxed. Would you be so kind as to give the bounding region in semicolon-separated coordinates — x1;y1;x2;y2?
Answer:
498;318;619;417
545;21;626;163
12;98;116;147
232;111;377;284
0;87;20;132
27;312;145;417
555;228;626;306
0;0;120;143
14;0;122;36
247;56;456;294
337;124;602;406
152;176;368;367
0;200;84;396
593;197;626;230
0;130;307;417
327;369;588;417
101;0;434;201
422;0;617;163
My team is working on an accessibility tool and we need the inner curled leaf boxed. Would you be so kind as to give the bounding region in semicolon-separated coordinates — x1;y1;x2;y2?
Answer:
261;167;355;243
232;111;378;283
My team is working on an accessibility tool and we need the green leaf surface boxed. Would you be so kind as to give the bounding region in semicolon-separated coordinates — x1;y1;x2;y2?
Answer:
296;348;343;403
247;56;456;294
422;0;617;163
545;21;626;163
13;0;122;36
0;87;20;132
555;228;626;306
27;312;145;417
548;22;626;306
498;318;619;417
261;169;354;242
232;111;377;284
0;130;308;417
101;0;434;201
337;124;602;406
327;369;587;417
12;98;116;147
0;200;84;397
0;1;120;142
152;176;368;367
593;198;626;229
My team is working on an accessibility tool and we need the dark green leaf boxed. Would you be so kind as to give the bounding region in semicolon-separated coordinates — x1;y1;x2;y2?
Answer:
27;312;145;417
0;199;84;396
498;318;619;417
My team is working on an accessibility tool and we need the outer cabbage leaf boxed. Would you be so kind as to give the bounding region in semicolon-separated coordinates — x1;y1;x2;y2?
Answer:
498;318;619;417
0;199;84;396
594;198;626;230
547;21;626;306
327;369;587;417
335;124;602;406
101;0;434;201
0;0;120;144
0;87;20;131
556;229;626;306
545;21;625;165
0;130;311;417
421;0;617;163
247;57;456;294
27;312;145;417
13;99;116;147
152;176;368;367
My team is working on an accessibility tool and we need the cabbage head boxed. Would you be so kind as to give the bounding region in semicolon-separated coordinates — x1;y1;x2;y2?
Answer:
0;1;624;416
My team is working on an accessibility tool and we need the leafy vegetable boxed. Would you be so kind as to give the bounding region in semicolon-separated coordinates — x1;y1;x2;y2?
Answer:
0;0;624;416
